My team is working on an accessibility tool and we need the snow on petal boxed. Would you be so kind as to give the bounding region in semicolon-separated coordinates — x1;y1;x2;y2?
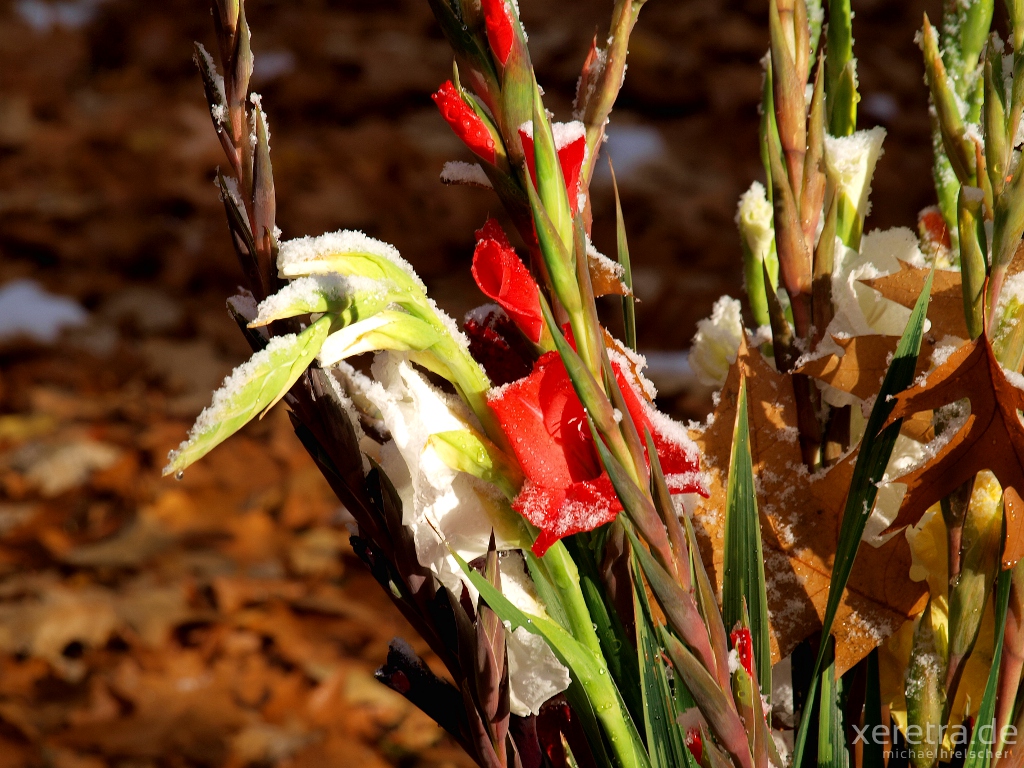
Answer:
689;295;744;388
824;127;886;222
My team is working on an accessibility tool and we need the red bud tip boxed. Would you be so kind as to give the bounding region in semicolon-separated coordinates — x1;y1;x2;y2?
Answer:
481;0;514;67
432;81;497;166
471;225;544;344
730;627;754;677
918;206;951;251
685;728;704;764
475;217;513;250
517;122;587;215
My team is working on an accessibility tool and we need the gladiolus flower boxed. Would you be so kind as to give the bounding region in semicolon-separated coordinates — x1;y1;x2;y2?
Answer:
729;627;754;678
481;0;515;67
518;121;587;215
685;728;704;764
489;348;706;555
471;219;545;344
464;305;535;386
432;81;498;166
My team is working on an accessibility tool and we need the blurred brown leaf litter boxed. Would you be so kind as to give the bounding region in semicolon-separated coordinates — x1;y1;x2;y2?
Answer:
0;0;939;764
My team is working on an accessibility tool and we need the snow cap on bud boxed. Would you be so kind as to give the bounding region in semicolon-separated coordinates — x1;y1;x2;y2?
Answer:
824;127;886;242
432;81;501;166
318;310;440;366
518;120;587;215
481;0;515;67
690;296;744;388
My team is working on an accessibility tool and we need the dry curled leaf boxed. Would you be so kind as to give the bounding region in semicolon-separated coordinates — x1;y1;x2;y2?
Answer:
862;261;967;341
797;335;930;401
689;337;927;674
884;334;1024;567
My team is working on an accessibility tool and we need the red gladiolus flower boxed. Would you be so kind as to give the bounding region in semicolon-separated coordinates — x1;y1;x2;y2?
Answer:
432;81;497;165
464;305;534;386
489;347;706;555
481;0;514;67
730;627;754;678
518;121;587;215
471;219;545;344
685;728;704;764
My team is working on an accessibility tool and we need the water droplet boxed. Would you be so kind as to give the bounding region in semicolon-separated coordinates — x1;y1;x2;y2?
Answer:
175;471;185;481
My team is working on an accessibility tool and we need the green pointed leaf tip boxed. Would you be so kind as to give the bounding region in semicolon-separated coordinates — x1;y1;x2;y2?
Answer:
723;378;771;696
317;310;441;366
164;315;332;476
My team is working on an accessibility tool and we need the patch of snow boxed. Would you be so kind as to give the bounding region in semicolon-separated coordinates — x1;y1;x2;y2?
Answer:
0;279;88;343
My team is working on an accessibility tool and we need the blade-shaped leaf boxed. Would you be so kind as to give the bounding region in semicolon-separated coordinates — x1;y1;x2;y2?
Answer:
164;314;332;475
964;567;1013;768
635;568;691;768
453;551;652;768
722;376;771;696
792;270;934;768
816;643;850;768
609;158;637;351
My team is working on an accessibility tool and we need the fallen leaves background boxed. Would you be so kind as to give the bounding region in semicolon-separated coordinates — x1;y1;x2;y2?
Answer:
0;0;944;764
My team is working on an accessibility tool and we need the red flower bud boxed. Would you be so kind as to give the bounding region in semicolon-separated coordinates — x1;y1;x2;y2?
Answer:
918;206;951;252
471;220;545;344
685;728;704;765
432;81;497;166
517;121;588;215
481;0;514;67
730;627;754;678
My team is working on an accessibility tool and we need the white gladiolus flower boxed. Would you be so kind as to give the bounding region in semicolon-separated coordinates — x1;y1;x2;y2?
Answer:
690;296;744;388
815;227;930;408
736;181;775;265
343;353;570;716
317;311;440;367
824;127;886;222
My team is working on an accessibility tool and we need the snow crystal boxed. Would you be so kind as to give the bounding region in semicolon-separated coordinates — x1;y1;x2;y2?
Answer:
585;237;625;282
440;161;493;188
195;44;227;119
517;119;585;149
277;230;425;290
824;127;886;221
689;295;744;388
226;290;258;323
251;274;386;327
607;346;658;400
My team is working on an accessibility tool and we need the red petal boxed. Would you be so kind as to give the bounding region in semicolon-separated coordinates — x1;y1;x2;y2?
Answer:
685;728;704;765
431;81;497;165
730;627;754;677
471;234;544;343
557;136;586;215
481;0;514;66
515;475;620;556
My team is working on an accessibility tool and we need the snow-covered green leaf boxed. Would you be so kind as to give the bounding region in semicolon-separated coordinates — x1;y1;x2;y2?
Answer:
164;315;332;476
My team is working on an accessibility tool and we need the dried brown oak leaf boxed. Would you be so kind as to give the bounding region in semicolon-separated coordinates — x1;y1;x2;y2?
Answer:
689;336;927;674
862;262;967;341
884;333;1024;567
796;334;939;443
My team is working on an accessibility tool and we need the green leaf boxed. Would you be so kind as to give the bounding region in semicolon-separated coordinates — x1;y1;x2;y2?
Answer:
453;551;651;768
964;568;1012;768
317;310;441;366
164;315;332;476
722;377;771;696
825;0;857;137
635;569;691;768
792;269;934;768
426;429;523;499
608;158;637;351
862;650;885;768
529;77;573;254
816;643;850;768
